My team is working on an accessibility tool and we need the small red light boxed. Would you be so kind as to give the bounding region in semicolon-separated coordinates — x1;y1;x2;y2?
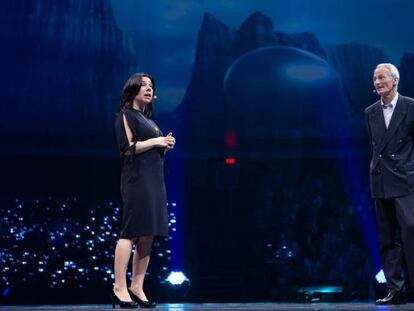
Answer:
225;158;236;164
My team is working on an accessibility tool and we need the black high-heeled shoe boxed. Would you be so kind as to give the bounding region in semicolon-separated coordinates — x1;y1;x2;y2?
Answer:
128;288;157;309
110;290;138;309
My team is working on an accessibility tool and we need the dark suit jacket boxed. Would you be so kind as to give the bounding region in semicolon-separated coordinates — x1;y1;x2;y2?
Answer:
365;95;414;199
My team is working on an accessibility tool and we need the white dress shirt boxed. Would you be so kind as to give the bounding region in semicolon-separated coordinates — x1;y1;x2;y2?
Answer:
382;93;399;128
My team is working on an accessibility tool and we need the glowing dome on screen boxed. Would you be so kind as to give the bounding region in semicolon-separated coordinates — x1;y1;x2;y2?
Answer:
223;46;344;138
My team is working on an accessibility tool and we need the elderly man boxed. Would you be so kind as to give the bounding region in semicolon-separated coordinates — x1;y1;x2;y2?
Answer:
365;63;414;305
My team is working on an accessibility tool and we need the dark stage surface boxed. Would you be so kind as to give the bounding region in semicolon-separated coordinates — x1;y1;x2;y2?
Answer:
1;303;414;310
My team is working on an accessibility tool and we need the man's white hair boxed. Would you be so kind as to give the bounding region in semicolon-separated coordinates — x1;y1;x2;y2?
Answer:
376;63;400;80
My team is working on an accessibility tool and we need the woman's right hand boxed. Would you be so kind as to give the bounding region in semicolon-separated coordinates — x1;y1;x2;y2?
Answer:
152;137;169;148
152;134;175;149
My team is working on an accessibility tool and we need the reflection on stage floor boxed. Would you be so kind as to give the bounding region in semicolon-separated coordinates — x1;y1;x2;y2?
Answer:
1;303;413;311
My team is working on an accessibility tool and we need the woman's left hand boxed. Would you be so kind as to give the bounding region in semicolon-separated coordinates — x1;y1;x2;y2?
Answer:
165;132;176;150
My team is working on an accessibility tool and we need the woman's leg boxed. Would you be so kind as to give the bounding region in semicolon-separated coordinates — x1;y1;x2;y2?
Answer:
113;238;136;301
130;235;154;301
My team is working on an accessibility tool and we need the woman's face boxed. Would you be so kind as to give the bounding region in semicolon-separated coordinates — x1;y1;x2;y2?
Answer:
134;76;154;104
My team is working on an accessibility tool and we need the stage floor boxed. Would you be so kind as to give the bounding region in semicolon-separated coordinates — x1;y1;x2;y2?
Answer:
1;303;414;310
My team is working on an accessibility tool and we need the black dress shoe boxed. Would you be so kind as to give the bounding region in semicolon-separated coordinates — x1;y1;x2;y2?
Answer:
110;290;138;309
376;290;407;305
128;288;157;308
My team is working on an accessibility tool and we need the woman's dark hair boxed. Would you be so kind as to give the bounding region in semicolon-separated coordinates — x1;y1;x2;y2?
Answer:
119;73;155;117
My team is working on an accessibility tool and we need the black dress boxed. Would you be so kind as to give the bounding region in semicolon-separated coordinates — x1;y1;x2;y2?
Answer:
115;108;168;238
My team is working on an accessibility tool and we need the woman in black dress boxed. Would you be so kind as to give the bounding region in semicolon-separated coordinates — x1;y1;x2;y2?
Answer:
111;73;175;309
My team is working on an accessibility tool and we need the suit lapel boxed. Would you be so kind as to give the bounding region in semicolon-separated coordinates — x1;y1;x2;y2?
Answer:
370;101;386;142
377;96;406;153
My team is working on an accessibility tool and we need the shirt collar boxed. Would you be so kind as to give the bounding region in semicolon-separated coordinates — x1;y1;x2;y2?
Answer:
381;92;399;109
